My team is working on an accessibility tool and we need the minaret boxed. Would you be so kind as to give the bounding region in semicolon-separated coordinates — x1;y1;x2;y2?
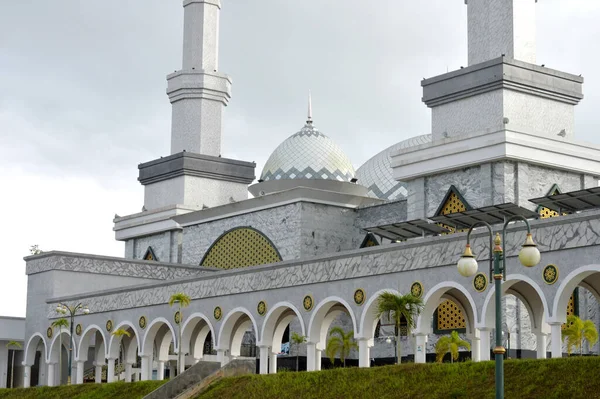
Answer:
466;0;537;66
391;1;600;221
168;0;230;156
133;0;255;212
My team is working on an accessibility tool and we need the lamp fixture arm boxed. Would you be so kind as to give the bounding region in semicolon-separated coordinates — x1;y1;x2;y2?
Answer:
501;215;533;281
465;221;494;281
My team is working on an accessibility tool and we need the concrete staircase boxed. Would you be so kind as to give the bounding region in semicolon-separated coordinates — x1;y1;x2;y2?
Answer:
143;359;255;399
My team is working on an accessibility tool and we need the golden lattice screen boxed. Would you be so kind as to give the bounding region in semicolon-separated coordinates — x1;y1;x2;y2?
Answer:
200;227;282;269
436;300;466;331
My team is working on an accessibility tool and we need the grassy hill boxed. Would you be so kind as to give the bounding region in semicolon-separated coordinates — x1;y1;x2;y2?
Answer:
0;380;165;399
195;357;600;399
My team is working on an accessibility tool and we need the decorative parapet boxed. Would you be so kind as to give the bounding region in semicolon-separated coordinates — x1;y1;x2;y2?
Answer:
45;210;600;318
25;251;213;280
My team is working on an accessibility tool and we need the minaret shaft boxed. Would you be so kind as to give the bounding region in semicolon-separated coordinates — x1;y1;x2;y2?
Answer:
182;0;220;71
466;0;537;66
168;0;230;157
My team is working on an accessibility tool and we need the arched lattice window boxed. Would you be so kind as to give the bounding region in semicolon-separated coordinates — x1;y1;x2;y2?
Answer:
200;227;282;269
433;300;466;333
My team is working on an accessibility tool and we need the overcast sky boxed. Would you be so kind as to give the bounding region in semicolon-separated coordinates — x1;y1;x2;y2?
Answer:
1;0;599;317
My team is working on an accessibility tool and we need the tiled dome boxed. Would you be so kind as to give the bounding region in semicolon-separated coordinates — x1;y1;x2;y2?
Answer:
356;134;432;200
260;121;355;183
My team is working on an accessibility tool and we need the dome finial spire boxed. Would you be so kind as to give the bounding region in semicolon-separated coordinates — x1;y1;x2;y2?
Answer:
307;90;313;124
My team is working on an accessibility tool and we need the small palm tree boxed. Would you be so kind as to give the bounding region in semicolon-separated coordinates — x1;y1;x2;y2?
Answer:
6;341;22;388
290;331;306;372
562;315;599;356
51;318;69;385
325;327;358;368
169;292;191;375
435;330;471;363
375;292;424;364
111;328;131;381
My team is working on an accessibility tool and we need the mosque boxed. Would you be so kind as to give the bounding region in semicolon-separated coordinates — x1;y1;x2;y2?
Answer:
5;0;600;389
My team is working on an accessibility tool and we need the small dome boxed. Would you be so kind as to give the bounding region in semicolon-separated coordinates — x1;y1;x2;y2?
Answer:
260;121;355;183
356;134;432;200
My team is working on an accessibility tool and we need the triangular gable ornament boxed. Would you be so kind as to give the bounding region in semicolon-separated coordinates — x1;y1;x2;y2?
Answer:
143;246;158;261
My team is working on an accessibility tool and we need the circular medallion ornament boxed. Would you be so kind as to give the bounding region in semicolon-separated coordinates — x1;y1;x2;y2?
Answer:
174;311;182;325
47;327;53;339
410;282;424;298
257;301;267;316
473;273;488;292
214;306;222;321
543;264;559;285
303;295;314;312
139;316;147;329
75;324;82;336
354;289;366;306
106;320;113;332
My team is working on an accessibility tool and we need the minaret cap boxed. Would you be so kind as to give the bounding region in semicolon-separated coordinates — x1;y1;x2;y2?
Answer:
307;90;313;125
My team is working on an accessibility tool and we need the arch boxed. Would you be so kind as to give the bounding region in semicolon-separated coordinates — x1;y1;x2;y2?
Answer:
200;226;282;269
416;281;477;335
358;288;400;340
76;324;107;362
48;328;75;364
552;265;600;323
480;274;550;332
216;307;258;357
181;313;216;359
141;317;178;356
259;301;305;350
107;321;141;361
307;296;357;349
24;333;47;367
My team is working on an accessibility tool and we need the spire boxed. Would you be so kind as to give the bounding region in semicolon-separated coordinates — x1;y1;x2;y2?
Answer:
307;90;313;125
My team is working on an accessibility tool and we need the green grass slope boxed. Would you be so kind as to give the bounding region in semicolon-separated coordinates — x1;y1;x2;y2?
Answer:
0;380;166;399
196;357;600;399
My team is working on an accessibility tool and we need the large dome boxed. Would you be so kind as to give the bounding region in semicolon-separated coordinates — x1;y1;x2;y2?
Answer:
356;134;432;200
260;121;355;183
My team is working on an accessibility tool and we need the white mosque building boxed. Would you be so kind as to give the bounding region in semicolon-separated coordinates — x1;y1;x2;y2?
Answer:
4;0;600;389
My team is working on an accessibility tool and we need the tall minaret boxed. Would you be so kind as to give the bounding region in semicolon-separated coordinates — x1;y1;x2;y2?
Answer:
167;0;230;156
466;0;537;66
133;0;255;213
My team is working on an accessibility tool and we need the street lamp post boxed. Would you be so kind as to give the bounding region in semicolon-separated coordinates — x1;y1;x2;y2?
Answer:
456;216;540;399
56;303;89;384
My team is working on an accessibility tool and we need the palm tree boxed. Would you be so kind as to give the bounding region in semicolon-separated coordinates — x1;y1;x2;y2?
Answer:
375;292;424;364
169;292;191;375
111;328;131;381
562;315;599;356
325;327;358;368
435;330;471;363
290;331;306;372
5;341;22;388
51;318;69;385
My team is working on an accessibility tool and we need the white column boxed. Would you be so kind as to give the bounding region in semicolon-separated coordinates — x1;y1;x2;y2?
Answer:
414;334;427;364
259;346;269;375
107;358;116;383
75;361;84;385
470;329;481;362
182;0;221;71
550;323;563;358
23;365;31;388
358;339;371;368
125;363;133;382
306;343;317;372
536;332;548;359
47;363;56;387
140;355;150;381
94;362;103;384
178;352;186;375
157;361;165;381
217;349;229;366
269;352;278;374
315;349;322;371
479;328;491;361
